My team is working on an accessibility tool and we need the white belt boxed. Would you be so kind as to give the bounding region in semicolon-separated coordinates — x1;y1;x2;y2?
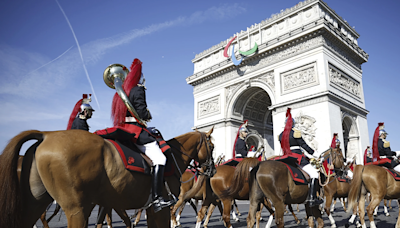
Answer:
290;146;301;150
125;117;137;122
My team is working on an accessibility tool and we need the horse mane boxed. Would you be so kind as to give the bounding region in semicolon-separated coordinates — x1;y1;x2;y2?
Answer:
0;130;43;228
220;158;260;199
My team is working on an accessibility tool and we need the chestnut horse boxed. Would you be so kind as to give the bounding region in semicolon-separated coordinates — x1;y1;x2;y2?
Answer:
246;149;338;228
0;128;215;228
347;164;400;228
321;148;347;228
183;158;273;228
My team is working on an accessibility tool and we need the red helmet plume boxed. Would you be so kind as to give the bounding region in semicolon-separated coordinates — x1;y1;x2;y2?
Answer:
330;133;338;148
281;108;292;155
111;58;142;126
372;122;384;162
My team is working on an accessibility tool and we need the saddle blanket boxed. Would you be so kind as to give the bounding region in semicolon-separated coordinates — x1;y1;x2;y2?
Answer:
107;140;175;176
278;161;308;185
365;158;392;169
383;167;400;181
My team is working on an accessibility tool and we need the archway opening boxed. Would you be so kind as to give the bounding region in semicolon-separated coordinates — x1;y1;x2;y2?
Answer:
232;87;273;157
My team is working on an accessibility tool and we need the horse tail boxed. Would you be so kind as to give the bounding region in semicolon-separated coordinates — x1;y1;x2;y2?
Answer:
220;158;261;199
182;174;206;201
346;165;364;213
0;130;43;228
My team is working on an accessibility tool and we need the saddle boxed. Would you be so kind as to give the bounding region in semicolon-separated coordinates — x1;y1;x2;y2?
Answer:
94;125;174;177
272;155;309;185
365;158;393;169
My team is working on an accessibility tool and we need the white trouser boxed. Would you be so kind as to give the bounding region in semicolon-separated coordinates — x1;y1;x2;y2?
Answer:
394;164;400;173
301;163;319;179
136;141;166;166
347;170;353;179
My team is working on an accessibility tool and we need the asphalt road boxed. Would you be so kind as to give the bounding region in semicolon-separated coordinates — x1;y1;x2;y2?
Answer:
35;200;399;228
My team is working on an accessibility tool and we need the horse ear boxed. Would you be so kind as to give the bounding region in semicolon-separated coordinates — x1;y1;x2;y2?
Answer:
206;126;214;137
194;127;198;132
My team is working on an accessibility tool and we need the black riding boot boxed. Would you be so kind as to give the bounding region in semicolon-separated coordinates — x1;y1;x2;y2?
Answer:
152;165;176;213
307;178;323;207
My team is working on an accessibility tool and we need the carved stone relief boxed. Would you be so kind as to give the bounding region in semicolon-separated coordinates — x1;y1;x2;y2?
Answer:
294;111;318;150
329;65;361;97
226;82;244;103
281;62;318;94
255;71;275;92
198;95;220;119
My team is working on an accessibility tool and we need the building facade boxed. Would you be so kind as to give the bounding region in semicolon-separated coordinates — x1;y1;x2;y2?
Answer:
186;0;369;164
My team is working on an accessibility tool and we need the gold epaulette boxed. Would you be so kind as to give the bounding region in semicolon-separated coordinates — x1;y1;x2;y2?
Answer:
383;139;390;148
293;128;302;138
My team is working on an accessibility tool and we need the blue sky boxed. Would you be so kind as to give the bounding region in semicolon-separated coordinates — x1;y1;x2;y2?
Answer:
0;0;399;153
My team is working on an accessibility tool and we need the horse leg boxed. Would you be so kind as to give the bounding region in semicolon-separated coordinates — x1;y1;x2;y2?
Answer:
324;194;336;228
330;198;336;212
203;203;216;228
114;208;132;228
96;206;110;228
147;207;171;228
106;213;112;228
395;200;400;228
367;196;382;228
231;201;239;222
40;210;50;228
296;204;300;212
246;194;260;228
221;199;233;228
287;204;300;225
234;200;241;216
195;203;209;228
383;199;390;216
176;201;186;226
312;206;324;228
358;192;367;228
133;209;142;226
171;198;185;228
273;201;285;228
46;202;61;224
262;199;275;228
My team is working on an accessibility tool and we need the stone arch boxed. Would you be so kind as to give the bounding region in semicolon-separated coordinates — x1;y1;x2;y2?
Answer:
341;112;359;159
226;84;275;157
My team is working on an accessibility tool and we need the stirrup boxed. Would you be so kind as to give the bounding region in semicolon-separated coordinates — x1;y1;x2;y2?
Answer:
152;197;177;213
307;197;324;207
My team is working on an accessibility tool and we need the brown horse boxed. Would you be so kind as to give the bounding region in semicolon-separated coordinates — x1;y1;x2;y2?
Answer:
246;151;334;228
320;147;348;228
171;169;221;228
0;128;215;228
183;158;271;228
347;164;400;228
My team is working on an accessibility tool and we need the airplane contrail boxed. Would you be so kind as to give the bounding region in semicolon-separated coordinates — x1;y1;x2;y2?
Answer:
27;45;74;75
55;0;100;109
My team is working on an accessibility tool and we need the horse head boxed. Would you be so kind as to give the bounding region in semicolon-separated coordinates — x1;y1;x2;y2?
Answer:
197;127;216;177
330;147;345;170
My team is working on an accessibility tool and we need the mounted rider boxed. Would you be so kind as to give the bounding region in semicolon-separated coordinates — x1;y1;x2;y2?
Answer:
110;58;176;213
364;146;372;164
67;94;94;131
372;122;400;172
279;108;323;207
233;120;249;158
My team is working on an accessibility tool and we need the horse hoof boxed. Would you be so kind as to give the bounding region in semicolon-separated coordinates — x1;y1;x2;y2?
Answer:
235;218;240;222
345;223;350;228
331;224;337;228
296;220;301;225
385;213;390;217
238;213;241;216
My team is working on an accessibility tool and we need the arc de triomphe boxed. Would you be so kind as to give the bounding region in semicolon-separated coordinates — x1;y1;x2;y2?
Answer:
186;0;369;164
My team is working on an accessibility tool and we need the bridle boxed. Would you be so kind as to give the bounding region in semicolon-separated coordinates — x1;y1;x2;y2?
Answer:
169;132;215;182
